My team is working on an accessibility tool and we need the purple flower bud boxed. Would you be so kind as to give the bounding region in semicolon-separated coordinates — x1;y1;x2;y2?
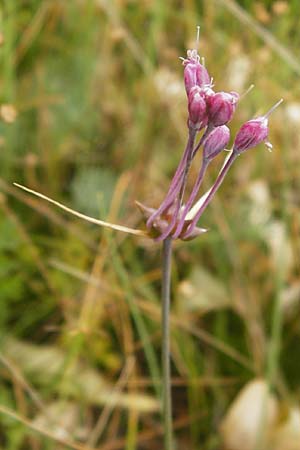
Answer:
233;99;283;153
207;91;239;126
188;86;207;129
203;125;230;160
196;63;210;88
183;50;210;95
184;62;198;95
233;117;269;153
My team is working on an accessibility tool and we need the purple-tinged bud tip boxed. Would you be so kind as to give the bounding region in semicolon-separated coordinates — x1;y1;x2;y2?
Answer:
188;86;207;129
203;125;230;160
183;49;210;95
233;99;283;153
207;91;239;126
181;226;208;241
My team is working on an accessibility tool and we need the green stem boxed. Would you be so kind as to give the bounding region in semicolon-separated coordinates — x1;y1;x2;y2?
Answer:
161;237;173;449
267;253;285;395
267;291;282;387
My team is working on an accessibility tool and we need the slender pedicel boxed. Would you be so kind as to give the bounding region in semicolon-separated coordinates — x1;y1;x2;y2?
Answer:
191;123;214;158
183;152;238;238
155;198;180;242
153;128;197;242
160;122;211;218
146;129;196;228
172;159;209;239
174;125;230;238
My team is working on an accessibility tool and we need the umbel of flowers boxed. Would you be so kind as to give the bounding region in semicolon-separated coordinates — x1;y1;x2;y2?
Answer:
139;48;282;242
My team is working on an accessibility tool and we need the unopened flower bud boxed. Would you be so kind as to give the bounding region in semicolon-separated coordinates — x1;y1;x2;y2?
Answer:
183;50;210;95
203;125;230;160
233;118;268;153
188;86;207;129
207;91;239;126
233;99;283;153
196;63;210;88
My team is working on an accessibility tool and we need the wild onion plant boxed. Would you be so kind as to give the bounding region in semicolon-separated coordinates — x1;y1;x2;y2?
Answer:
15;29;282;450
137;30;282;449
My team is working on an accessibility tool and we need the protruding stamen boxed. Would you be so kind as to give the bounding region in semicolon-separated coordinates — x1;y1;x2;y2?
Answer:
196;25;200;50
187;48;199;61
264;98;283;118
240;84;255;101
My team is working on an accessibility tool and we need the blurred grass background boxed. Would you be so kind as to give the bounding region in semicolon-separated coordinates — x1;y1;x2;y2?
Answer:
1;0;300;449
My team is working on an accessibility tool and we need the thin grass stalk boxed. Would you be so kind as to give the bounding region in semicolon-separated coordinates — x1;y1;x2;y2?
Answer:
108;234;162;401
254;246;285;450
267;272;284;388
161;236;173;449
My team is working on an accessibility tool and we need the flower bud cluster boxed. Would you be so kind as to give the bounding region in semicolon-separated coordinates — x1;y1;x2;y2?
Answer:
183;51;239;130
141;43;282;242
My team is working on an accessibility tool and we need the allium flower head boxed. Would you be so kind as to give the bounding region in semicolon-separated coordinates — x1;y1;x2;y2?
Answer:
207;91;239;126
141;31;282;242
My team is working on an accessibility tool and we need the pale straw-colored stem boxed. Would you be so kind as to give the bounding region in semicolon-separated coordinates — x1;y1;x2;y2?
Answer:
183;151;238;238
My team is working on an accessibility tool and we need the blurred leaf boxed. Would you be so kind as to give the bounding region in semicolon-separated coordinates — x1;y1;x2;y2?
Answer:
177;267;231;314
220;379;279;450
32;401;83;442
3;337;158;413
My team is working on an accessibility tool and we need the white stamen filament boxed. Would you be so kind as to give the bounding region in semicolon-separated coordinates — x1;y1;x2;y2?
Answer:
240;84;255;100
196;25;200;50
264;98;283;118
